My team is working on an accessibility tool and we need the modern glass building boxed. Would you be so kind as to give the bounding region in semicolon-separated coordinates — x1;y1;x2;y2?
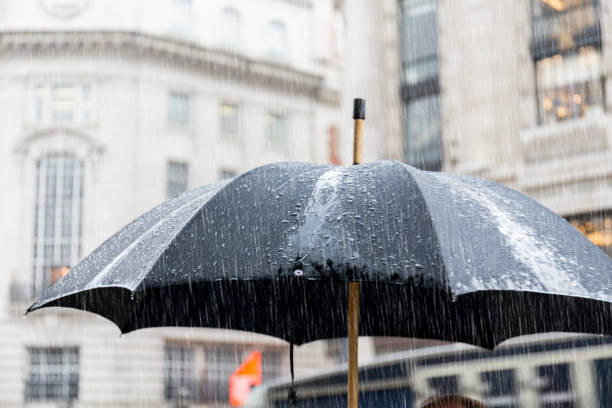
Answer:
399;0;442;171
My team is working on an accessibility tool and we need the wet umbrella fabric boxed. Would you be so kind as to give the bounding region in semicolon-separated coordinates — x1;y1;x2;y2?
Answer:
28;160;612;348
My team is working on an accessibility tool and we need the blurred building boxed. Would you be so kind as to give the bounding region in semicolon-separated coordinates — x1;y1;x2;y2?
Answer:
339;0;404;163
399;0;612;259
0;0;346;406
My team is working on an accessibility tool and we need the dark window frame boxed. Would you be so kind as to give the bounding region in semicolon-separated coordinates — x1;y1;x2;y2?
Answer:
167;161;189;198
32;154;83;298
530;0;605;125
25;347;79;402
530;0;601;61
399;0;442;171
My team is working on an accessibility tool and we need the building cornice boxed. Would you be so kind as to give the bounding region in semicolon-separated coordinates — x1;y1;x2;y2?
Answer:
0;30;339;106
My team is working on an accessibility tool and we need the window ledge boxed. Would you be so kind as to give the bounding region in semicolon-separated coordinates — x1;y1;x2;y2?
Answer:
520;114;610;163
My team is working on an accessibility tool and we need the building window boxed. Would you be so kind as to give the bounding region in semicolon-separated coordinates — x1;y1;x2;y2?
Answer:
266;20;288;60
536;46;604;124
168;92;190;126
404;94;441;171
32;82;93;125
221;8;241;50
265;113;287;148
219;169;237;180
594;358;612;405
220;103;239;140
164;346;196;402
167;161;189;198
428;375;459;396
536;363;575;406
400;0;438;84
164;343;281;404
531;0;603;125
480;369;517;407
567;212;612;257
168;0;192;37
25;347;79;402
531;0;601;59
33;155;83;298
202;348;242;402
325;339;349;363
399;0;441;171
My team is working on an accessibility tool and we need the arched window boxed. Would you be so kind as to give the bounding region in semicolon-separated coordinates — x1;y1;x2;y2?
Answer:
33;154;83;297
266;20;288;60
221;7;241;50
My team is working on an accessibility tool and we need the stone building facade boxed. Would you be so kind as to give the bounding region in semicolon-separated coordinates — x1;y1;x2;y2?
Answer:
400;0;612;258
0;0;347;406
396;0;612;404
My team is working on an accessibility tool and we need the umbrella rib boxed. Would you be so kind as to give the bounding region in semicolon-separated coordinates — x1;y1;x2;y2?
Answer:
86;189;222;290
397;162;450;290
133;164;331;293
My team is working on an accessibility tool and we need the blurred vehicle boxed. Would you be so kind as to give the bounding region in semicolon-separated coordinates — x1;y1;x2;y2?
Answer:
249;334;612;407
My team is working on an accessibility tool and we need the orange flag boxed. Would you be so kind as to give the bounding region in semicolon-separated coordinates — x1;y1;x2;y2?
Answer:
229;351;262;406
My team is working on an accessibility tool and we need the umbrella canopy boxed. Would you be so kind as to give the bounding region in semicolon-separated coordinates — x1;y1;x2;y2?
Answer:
28;160;612;348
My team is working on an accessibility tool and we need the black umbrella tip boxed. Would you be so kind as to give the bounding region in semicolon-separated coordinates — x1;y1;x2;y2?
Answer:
24;304;35;316
25;299;46;316
353;98;365;120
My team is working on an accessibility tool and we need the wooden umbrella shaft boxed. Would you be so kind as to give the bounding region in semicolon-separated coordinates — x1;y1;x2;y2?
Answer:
353;120;364;165
348;98;364;408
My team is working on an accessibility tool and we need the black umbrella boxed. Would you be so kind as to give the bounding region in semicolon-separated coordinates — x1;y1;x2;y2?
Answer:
28;100;612;407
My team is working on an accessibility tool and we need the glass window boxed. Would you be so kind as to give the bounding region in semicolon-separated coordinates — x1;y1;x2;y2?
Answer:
168;0;192;38
52;84;76;122
202;347;243;402
219;169;237;180
400;0;441;172
265;113;287;148
536;363;576;407
536;46;604;124
168;92;190;126
221;8;241;50
32;82;93;125
267;20;288;60
404;94;442;171
25;347;79;402
220;103;239;140
428;375;459;396
164;346;196;402
481;369;518;407
594;358;612;408
167;161;189;198
400;0;438;85
33;155;83;298
532;0;600;52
